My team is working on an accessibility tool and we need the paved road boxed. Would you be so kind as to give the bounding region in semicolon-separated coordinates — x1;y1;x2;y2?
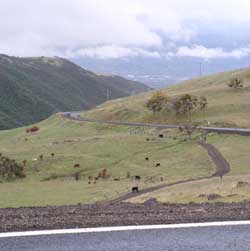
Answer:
62;112;250;136
111;140;231;203
2;225;250;251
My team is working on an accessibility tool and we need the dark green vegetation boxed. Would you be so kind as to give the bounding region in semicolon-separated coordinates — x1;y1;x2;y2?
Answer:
0;54;149;130
0;153;25;181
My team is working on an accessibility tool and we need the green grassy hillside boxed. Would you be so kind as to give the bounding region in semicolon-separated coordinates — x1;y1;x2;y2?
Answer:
86;68;250;128
0;54;149;130
1;68;250;207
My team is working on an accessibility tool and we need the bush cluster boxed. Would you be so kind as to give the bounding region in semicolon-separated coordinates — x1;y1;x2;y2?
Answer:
0;154;26;180
26;126;39;133
146;92;207;120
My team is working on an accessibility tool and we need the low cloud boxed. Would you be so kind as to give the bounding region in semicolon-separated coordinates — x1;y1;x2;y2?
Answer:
0;0;250;58
169;45;250;59
74;45;160;59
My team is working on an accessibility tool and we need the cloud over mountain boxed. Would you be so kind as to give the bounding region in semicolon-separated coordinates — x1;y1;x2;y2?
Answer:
1;0;250;59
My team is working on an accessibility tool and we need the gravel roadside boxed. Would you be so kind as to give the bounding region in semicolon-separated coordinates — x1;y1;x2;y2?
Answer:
1;201;250;233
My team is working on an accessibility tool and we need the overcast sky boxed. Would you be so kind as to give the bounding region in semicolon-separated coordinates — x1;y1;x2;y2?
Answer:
1;0;250;60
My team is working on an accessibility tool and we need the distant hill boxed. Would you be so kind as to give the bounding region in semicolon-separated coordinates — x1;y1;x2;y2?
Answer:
0;55;150;130
86;68;250;128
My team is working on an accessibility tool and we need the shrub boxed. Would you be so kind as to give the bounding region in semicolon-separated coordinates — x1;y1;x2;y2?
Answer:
30;126;40;132
25;126;40;133
0;155;26;181
173;94;199;120
228;77;243;89
146;91;169;114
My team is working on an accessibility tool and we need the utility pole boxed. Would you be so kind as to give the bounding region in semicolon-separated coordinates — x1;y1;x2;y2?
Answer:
106;88;111;101
199;62;202;77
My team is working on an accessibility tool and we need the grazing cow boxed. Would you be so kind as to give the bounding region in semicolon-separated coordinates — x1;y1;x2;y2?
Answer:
135;175;141;180
158;134;164;138
95;177;99;181
160;177;164;182
132;186;139;193
156;163;161;167
146;138;150;141
51;153;55;157
114;178;120;181
145;157;149;161
74;164;80;168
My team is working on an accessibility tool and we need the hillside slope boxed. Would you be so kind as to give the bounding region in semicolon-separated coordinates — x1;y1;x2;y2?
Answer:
86;68;250;128
0;54;149;130
1;69;250;207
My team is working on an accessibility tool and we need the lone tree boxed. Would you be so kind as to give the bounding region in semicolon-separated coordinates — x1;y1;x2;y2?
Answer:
146;91;169;114
199;96;208;119
174;94;199;121
228;77;243;89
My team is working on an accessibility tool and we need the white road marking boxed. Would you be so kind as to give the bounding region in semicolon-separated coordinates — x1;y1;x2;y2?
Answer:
1;221;250;238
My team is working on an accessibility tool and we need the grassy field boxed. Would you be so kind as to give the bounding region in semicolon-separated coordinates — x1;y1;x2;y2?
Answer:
0;115;214;208
128;133;250;204
1;68;250;207
128;174;250;204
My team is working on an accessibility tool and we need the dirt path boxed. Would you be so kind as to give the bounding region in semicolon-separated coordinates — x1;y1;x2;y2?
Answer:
111;142;231;203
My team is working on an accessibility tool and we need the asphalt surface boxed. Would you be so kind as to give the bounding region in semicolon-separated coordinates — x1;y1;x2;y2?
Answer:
2;225;250;251
110;141;230;203
63;112;250;136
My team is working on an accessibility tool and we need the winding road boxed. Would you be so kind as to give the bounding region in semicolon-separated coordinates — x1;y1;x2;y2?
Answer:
111;141;231;203
62;112;250;136
62;112;232;202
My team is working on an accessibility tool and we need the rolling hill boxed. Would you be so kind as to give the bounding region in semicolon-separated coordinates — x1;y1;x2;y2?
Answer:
0;54;150;130
1;68;250;207
86;68;250;128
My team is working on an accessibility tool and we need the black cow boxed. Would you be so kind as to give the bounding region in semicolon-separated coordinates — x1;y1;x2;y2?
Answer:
156;163;161;167
145;157;149;161
135;175;141;180
132;186;139;193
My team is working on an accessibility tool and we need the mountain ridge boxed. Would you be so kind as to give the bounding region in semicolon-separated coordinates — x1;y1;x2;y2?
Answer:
0;55;150;130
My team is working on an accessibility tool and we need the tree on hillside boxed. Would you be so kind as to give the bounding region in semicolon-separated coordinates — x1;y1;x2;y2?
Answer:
199;96;208;110
173;94;199;121
199;96;208;120
146;91;169;114
228;77;243;89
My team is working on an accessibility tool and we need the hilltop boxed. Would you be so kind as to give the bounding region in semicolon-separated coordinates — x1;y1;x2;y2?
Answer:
0;54;149;130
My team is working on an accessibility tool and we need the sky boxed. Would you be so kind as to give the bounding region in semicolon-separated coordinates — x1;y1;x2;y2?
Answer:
1;0;250;61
